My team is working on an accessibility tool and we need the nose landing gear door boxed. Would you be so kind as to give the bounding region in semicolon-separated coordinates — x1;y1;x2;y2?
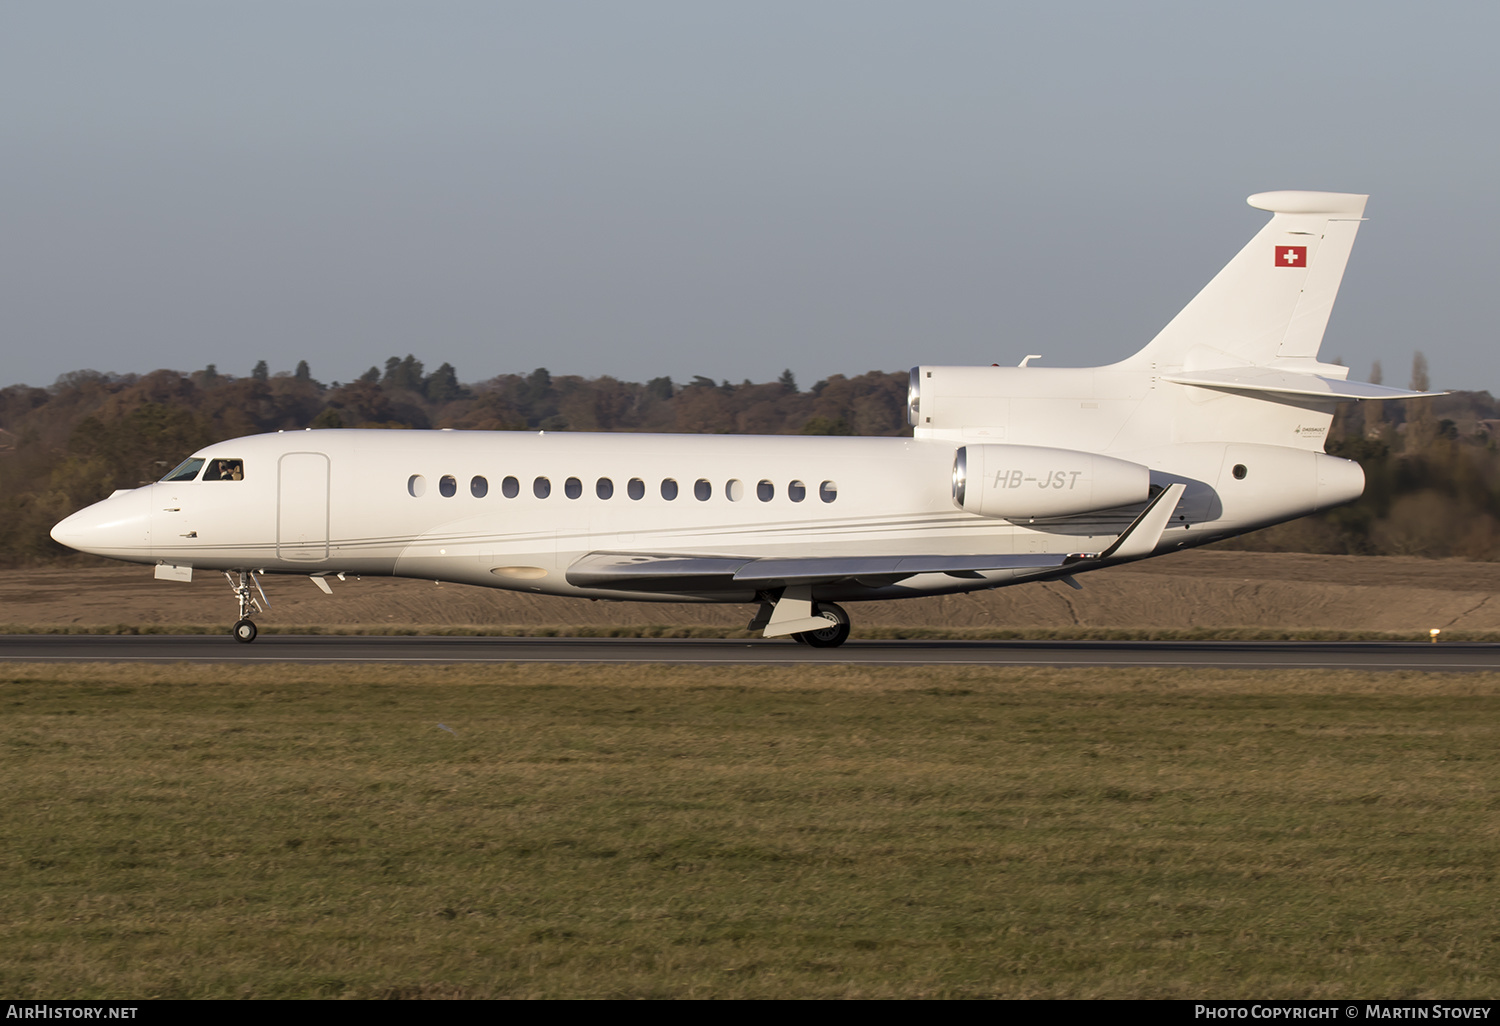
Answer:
278;452;330;562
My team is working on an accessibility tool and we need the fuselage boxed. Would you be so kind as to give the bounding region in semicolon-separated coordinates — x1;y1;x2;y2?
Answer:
50;425;1363;604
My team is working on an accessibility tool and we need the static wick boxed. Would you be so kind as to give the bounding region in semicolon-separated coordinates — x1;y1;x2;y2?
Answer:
438;723;457;736
1429;629;1441;643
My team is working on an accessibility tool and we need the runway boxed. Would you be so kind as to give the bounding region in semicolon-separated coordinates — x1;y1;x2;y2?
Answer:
2;634;1498;670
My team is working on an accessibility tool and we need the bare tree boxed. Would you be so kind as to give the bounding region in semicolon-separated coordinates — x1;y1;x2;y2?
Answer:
1365;361;1384;436
1410;351;1430;392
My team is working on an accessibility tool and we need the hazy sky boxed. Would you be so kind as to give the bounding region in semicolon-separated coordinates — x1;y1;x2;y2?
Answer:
3;2;1497;391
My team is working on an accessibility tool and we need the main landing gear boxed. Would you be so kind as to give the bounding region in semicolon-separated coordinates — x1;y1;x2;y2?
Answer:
752;590;852;648
793;602;851;648
225;570;268;643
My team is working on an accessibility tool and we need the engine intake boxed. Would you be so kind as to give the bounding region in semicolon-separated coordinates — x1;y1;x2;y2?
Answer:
953;444;1150;519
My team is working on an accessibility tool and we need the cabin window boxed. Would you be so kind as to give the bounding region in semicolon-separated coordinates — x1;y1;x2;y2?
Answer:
202;458;244;481
408;474;426;497
502;476;520;498
439;475;457;498
565;477;582;499
820;480;838;503
661;478;679;500
596;477;614;499
470;476;488;498
628;478;645;500
757;479;774;501
788;480;806;502
161;458;204;483
725;479;744;502
694;478;712;501
534;476;551;499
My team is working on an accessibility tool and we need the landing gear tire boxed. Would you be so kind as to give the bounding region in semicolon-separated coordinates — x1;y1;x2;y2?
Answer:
233;618;258;643
797;602;851;648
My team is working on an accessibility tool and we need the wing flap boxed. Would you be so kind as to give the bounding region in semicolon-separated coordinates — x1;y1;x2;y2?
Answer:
732;553;1067;583
565;553;752;590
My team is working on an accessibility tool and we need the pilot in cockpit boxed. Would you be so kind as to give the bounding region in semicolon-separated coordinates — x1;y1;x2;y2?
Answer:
203;459;244;481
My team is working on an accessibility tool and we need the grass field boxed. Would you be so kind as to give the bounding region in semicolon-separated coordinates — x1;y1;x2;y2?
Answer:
2;663;1498;998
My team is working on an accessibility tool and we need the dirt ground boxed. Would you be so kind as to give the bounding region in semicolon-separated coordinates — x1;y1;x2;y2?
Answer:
3;551;1498;636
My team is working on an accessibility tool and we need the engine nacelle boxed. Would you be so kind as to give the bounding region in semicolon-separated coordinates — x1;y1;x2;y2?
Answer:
953;444;1151;519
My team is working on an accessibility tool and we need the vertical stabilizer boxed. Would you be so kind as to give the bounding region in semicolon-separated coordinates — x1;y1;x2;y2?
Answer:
1120;191;1368;372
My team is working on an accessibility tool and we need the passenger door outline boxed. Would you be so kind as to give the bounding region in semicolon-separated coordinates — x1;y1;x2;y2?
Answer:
277;451;330;561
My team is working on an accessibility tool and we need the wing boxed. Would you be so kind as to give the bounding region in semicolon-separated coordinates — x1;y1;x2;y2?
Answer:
565;484;1187;593
565;550;1073;591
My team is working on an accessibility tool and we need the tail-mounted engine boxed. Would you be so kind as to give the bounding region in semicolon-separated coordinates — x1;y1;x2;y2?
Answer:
953;444;1151;519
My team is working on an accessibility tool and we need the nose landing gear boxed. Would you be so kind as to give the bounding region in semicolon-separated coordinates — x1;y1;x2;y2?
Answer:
225;571;268;643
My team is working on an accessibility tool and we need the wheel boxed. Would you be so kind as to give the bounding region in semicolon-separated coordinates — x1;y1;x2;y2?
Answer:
233;618;258;643
797;602;850;648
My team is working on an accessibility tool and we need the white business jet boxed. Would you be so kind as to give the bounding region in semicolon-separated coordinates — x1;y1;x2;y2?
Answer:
51;191;1439;645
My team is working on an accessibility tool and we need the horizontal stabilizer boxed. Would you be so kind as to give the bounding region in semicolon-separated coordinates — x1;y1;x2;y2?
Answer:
1164;367;1446;402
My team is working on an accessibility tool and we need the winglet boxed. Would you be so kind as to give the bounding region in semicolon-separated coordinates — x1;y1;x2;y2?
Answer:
1098;483;1186;561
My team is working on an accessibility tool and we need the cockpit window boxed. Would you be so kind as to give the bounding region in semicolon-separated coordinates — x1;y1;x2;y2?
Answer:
160;458;204;482
202;458;245;481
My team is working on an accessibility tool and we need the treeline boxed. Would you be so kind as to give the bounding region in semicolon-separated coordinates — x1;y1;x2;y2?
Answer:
0;359;908;566
1207;353;1500;561
1;355;1497;567
1216;385;1500;561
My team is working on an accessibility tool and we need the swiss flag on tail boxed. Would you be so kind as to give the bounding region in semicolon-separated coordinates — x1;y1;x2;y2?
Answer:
1276;245;1307;267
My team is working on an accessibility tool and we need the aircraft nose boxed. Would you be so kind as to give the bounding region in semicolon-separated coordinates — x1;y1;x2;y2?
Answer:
50;488;153;562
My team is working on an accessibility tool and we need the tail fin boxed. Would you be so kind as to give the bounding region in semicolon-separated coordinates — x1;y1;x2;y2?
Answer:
1120;191;1368;372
